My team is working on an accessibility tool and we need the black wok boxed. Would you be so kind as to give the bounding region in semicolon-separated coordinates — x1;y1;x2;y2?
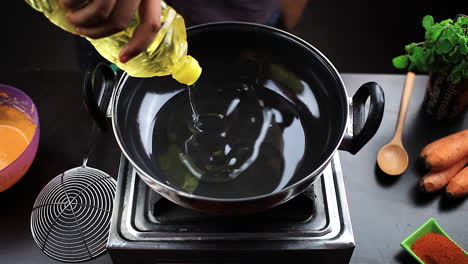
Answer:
84;22;384;214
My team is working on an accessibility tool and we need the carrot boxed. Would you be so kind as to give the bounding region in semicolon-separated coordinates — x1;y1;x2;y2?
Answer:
419;156;468;193
425;130;468;171
419;130;468;160
446;166;468;198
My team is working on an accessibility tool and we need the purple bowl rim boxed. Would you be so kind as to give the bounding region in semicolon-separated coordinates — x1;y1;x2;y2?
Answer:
0;84;40;173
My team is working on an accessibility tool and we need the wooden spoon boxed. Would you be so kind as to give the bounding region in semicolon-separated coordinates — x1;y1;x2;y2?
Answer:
377;72;416;175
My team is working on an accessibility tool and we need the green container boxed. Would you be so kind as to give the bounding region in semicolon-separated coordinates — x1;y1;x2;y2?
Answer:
401;218;468;264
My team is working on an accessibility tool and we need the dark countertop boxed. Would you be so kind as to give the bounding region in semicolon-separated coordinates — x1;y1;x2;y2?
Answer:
341;74;468;264
0;71;466;264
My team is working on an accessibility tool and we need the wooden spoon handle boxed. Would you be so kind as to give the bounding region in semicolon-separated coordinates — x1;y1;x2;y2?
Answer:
394;72;415;142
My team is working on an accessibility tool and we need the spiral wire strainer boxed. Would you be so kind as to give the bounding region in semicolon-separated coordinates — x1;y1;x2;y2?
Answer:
30;64;117;262
30;164;116;262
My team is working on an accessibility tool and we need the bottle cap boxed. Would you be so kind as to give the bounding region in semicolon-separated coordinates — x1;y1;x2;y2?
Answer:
172;56;202;85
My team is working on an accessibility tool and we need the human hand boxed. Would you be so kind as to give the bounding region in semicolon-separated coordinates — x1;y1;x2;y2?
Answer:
61;0;161;63
279;0;308;30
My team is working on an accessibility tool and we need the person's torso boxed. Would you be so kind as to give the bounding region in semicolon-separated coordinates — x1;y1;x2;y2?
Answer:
165;0;280;26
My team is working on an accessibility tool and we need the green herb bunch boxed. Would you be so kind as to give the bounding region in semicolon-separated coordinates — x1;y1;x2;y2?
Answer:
393;15;468;83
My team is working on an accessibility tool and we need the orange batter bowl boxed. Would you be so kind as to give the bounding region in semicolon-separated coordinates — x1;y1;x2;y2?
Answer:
0;84;39;192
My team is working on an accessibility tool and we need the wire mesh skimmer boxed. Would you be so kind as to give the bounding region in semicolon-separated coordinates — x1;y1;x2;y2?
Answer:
31;64;117;262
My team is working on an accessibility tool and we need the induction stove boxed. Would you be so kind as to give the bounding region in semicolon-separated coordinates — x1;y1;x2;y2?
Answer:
108;153;354;263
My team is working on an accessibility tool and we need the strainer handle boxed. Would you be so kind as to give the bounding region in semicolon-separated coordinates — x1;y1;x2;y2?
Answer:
82;63;117;131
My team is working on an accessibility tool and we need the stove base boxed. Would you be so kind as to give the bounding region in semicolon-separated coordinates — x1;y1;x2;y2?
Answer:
108;154;354;264
109;248;354;264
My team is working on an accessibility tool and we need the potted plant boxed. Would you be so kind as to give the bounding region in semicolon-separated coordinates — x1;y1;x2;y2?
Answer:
393;14;468;120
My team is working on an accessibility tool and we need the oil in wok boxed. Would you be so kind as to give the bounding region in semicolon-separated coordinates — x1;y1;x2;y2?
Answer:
152;78;323;199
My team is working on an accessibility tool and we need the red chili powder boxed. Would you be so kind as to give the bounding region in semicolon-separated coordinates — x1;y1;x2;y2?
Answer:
411;232;468;264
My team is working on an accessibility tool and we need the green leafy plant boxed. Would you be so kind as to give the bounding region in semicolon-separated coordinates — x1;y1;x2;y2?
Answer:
393;15;468;83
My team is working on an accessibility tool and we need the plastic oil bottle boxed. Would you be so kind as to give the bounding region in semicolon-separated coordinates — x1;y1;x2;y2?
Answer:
25;0;202;85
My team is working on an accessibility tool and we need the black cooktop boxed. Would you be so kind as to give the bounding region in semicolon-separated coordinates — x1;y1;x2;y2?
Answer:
107;154;354;263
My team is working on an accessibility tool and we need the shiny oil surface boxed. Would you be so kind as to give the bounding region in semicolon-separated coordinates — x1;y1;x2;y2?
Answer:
152;79;315;198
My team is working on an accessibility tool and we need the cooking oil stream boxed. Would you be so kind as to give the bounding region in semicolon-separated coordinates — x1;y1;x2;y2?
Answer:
187;85;202;132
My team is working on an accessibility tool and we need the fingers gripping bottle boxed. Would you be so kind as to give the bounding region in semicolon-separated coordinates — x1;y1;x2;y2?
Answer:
25;0;202;85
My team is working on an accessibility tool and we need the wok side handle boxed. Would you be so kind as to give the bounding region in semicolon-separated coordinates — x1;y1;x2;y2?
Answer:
82;63;117;131
339;82;385;154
